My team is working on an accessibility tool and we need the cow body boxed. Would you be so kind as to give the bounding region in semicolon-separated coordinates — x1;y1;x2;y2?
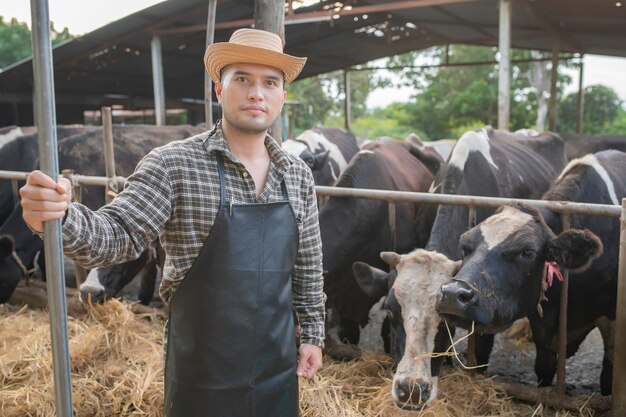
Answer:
282;127;359;185
320;139;442;346
437;150;626;396
353;127;566;409
561;133;626;160
0;124;203;304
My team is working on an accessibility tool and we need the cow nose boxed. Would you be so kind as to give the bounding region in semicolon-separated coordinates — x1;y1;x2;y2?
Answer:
394;379;430;407
436;281;477;315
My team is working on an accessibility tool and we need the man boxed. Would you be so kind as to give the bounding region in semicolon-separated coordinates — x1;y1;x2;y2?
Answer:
20;28;325;417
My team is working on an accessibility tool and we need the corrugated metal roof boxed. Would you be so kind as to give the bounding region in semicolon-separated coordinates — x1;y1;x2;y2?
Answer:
0;0;624;125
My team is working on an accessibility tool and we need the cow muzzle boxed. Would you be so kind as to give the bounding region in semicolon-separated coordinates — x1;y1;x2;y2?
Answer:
392;377;434;410
435;280;480;327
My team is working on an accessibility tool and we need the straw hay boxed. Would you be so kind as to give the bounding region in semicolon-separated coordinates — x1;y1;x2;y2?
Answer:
0;300;595;417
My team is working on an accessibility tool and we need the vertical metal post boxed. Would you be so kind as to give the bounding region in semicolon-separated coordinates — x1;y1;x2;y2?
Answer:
548;40;560;132
556;213;570;404
30;0;74;415
151;36;166;126
344;69;352;131
576;57;585;134
497;0;511;131
102;107;117;205
204;0;217;127
613;198;626;416
466;206;477;367
388;201;396;251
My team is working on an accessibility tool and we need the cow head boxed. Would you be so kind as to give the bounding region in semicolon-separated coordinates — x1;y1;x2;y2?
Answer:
0;235;22;304
79;248;152;304
355;249;461;410
436;204;602;332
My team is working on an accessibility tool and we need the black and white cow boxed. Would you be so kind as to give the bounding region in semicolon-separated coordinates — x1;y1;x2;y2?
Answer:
282;127;359;185
437;149;626;396
320;138;443;347
353;127;566;409
0;124;202;304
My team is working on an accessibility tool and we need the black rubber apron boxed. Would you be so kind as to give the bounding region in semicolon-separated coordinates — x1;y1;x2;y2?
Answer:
164;152;299;417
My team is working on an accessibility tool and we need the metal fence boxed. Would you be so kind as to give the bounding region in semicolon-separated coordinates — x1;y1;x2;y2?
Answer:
1;172;625;415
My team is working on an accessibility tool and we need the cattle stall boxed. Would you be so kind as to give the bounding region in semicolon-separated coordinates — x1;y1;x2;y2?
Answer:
1;170;625;415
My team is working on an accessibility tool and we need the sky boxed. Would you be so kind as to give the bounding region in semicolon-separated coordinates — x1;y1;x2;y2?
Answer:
2;0;625;109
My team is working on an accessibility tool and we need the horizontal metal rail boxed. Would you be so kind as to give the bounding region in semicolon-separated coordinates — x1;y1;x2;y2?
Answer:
315;185;622;218
0;170;126;188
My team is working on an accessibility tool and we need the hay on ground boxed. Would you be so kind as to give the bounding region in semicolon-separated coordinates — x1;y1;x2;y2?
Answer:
0;300;595;417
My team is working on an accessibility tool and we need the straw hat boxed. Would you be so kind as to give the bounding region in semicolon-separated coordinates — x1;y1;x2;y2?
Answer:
204;28;307;84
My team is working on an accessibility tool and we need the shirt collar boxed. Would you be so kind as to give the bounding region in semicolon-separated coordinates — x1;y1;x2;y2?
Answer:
204;120;293;174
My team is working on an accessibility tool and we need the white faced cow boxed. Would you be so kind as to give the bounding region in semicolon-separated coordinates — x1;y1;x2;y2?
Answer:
357;249;460;409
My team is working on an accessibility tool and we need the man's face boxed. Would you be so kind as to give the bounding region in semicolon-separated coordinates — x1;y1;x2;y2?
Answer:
215;63;287;134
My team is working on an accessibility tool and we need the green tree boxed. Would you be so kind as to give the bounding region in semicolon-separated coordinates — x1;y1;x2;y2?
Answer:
384;45;572;139
287;65;390;135
0;16;73;69
559;85;623;134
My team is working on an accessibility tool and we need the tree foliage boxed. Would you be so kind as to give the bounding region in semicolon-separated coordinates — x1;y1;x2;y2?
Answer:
559;85;623;134
0;16;73;69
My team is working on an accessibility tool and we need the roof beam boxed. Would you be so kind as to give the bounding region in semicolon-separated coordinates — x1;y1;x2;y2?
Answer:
153;0;479;35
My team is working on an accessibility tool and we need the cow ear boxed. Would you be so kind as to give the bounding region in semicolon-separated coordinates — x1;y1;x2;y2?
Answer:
312;150;330;170
0;235;15;257
380;251;402;268
352;261;392;299
547;229;603;272
407;144;443;176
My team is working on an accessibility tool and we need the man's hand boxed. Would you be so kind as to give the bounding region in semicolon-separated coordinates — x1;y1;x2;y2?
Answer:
296;343;323;379
20;170;72;233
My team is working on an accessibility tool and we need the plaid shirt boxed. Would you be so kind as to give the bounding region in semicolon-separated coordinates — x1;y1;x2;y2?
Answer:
62;123;326;347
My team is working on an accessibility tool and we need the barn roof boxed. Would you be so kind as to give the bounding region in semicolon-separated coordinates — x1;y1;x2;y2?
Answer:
0;0;625;125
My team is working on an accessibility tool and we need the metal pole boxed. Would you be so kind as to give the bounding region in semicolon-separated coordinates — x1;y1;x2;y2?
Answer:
388;201;396;251
613;198;626;416
576;57;585;134
151;36;166;126
204;0;217;127
548;40;560;132
556;213;571;404
102;107;117;204
30;0;74;415
344;69;352;131
466;206;477;368
497;0;511;130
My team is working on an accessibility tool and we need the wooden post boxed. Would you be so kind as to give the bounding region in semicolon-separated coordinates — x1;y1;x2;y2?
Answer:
613;198;626;416
344;69;352;131
205;0;217;127
254;0;285;143
576;57;585;134
556;213;570;404
497;0;511;130
151;36;166;126
548;40;560;132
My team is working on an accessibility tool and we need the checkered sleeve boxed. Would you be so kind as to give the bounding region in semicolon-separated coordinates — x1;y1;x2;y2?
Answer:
62;148;172;268
292;170;326;348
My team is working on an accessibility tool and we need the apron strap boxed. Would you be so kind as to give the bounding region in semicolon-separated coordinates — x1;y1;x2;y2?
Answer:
280;179;289;201
215;152;227;206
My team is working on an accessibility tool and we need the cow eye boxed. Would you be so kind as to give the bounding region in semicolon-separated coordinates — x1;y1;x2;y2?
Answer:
461;244;473;257
519;249;535;260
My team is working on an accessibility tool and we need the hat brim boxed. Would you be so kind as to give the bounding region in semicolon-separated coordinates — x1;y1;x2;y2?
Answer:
204;43;307;85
